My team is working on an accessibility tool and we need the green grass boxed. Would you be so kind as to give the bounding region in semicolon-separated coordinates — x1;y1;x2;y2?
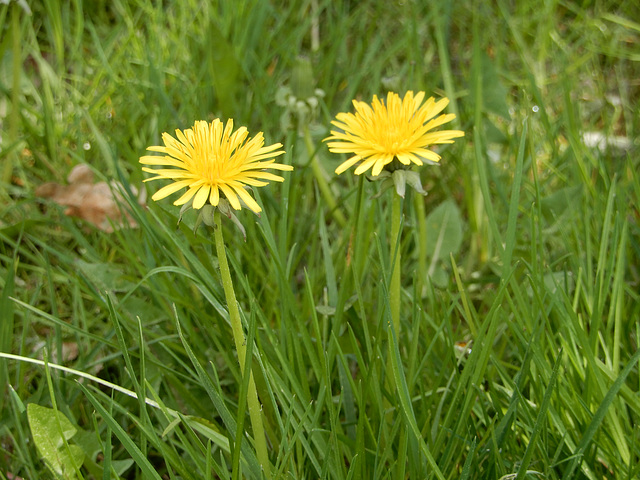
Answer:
1;0;639;479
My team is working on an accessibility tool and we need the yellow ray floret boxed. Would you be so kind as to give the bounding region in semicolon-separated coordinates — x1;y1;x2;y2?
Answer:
325;91;464;176
140;119;291;214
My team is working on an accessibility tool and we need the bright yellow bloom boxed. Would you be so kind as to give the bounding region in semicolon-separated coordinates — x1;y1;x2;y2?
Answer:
140;119;291;214
325;91;464;176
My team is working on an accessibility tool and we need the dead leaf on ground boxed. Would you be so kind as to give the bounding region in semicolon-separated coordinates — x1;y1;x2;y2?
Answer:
6;473;25;480
35;164;146;232
34;340;79;363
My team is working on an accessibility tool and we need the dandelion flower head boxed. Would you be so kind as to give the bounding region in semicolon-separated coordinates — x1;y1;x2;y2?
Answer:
325;91;464;176
140;119;291;214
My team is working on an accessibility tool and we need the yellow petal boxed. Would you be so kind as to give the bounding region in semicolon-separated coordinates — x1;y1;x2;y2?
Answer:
335;155;363;175
232;185;262;214
354;157;379;175
192;184;210;209
209;185;220;206
151;180;193;200
219;183;241;210
173;186;199;206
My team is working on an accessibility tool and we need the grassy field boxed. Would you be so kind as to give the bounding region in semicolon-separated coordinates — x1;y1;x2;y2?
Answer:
1;1;639;479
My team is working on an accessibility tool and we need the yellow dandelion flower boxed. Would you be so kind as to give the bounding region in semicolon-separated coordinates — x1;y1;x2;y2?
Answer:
140;119;292;214
325;91;464;176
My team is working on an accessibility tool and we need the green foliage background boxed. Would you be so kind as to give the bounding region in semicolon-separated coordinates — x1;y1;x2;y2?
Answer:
1;0;639;479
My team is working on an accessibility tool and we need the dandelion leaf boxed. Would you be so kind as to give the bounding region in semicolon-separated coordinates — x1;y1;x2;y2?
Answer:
27;403;84;478
425;199;463;262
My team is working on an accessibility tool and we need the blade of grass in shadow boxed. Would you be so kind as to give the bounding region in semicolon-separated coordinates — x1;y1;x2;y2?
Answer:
474;125;503;254
173;307;262;479
373;234;445;480
435;271;512;471
451;255;478;336
301;270;324;382
77;382;163;480
334;331;358;443
271;389;315;478
459;437;477;480
142;380;221;480
9;297;118;347
590;178;617;351
387;321;445;480
144;379;231;460
501;121;527;281
91;398;113;480
563;347;640;478
492;307;542;450
319;209;338;307
262;365;324;477
7;383;38;477
515;348;562;479
231;304;258;480
107;296;149;422
611;220;628;374
0;254;16;414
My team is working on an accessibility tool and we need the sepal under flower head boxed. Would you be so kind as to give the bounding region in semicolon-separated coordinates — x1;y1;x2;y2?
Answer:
192;201;247;241
372;170;429;199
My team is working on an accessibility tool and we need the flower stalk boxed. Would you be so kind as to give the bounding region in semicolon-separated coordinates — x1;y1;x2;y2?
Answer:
213;209;271;478
413;185;428;296
389;192;403;336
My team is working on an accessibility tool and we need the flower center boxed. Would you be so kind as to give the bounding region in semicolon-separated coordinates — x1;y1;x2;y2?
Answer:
382;126;407;154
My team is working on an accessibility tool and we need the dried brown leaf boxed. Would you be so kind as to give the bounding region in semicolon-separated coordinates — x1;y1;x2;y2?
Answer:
35;164;145;232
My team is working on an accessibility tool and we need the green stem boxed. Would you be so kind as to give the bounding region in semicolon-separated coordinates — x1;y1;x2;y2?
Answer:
413;188;427;298
390;192;403;337
385;192;403;404
213;210;271;479
303;125;347;227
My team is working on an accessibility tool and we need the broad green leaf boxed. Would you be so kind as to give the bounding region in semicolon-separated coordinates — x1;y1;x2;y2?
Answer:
72;428;102;461
75;260;135;292
112;459;135;476
540;184;583;221
429;265;449;288
484;118;508;144
425;199;464;262
27;403;84;478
